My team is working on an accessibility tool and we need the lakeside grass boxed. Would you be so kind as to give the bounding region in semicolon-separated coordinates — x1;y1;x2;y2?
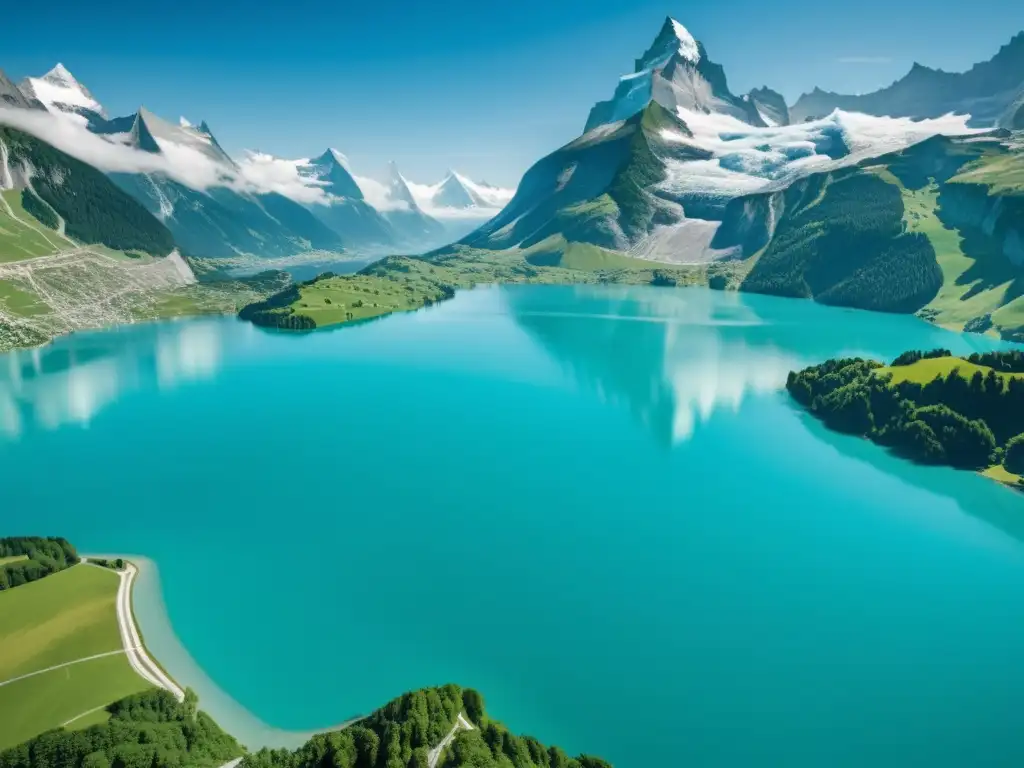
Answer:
242;239;743;331
0;565;152;749
877;356;1024;387
983;464;1024;488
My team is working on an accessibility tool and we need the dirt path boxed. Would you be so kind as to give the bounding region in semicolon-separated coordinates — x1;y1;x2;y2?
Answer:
427;713;475;768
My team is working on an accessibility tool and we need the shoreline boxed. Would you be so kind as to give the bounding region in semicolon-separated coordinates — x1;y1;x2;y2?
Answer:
87;553;350;750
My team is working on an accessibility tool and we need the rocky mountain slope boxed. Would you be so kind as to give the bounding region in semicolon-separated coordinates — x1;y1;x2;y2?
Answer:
584;18;778;133
790;33;1024;126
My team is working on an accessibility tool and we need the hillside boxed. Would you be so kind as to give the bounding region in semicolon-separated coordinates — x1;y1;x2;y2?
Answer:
787;348;1024;487
1;126;175;256
242;685;610;768
110;173;346;260
459;101;710;257
713;132;1024;338
0;125;295;352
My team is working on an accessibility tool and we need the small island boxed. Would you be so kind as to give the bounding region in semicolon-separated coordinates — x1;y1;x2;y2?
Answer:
787;348;1024;488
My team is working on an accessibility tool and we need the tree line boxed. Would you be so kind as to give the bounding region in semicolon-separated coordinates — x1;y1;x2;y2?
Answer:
743;170;943;313
0;537;79;591
0;689;241;768
0;126;175;257
787;352;1024;481
242;685;612;768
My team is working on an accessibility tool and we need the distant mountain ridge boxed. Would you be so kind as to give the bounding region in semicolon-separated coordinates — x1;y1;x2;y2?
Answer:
0;63;512;258
790;32;1024;125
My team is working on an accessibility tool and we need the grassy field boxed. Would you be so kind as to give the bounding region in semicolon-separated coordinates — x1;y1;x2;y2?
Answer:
242;239;739;331
877;356;1024;387
0;555;28;566
868;170;1010;330
982;464;1024;488
950;151;1024;195
0;190;70;263
0;653;149;751
64;708;112;731
0;565;152;750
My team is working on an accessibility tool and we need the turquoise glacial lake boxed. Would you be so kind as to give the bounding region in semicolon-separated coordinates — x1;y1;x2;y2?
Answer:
4;284;1024;767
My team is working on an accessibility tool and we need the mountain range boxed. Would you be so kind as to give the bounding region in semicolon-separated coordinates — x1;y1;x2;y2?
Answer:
439;18;1024;340
1;15;1023;349
0;63;515;259
790;32;1024;125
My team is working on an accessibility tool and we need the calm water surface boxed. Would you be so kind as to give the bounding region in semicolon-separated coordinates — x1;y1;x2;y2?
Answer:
4;285;1024;767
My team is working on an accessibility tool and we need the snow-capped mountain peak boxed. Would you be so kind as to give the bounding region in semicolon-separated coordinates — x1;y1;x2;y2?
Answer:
668;18;700;64
20;63;107;122
322;148;352;171
386;161;420;209
585;17;779;133
179;117;193;128
401;169;515;217
301;148;363;199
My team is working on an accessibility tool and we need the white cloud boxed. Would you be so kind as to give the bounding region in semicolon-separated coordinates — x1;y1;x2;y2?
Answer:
0;106;233;191
236;152;331;205
0;106;348;207
0;105;512;221
354;175;411;211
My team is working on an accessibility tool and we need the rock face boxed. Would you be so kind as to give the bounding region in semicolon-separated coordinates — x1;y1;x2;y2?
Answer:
584;17;767;133
746;87;790;126
0;69;44;110
790;32;1024;125
463;101;712;254
300;150;396;248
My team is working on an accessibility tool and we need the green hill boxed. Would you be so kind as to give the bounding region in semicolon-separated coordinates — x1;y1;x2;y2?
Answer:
787;348;1024;486
0;126;175;257
459;101;710;255
716;132;1024;339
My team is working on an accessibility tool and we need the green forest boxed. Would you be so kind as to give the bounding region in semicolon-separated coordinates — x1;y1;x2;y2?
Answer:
0;126;175;256
0;690;241;768
243;685;611;768
787;349;1024;481
0;537;79;591
742;171;942;312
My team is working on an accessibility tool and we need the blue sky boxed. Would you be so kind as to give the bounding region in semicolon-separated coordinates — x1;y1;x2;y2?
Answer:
3;0;1022;186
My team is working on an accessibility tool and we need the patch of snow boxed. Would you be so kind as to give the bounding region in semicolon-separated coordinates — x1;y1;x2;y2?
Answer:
659;106;978;197
453;172;515;207
756;108;777;127
0;141;13;190
23;64;104;115
669;19;701;63
179;117;192;128
402;170;513;217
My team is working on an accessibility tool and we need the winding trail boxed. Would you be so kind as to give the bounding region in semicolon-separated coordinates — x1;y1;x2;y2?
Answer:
427;713;474;768
0;649;127;690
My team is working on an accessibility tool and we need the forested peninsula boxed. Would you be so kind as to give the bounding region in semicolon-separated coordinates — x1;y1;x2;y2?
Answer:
0;686;612;768
787;349;1024;487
